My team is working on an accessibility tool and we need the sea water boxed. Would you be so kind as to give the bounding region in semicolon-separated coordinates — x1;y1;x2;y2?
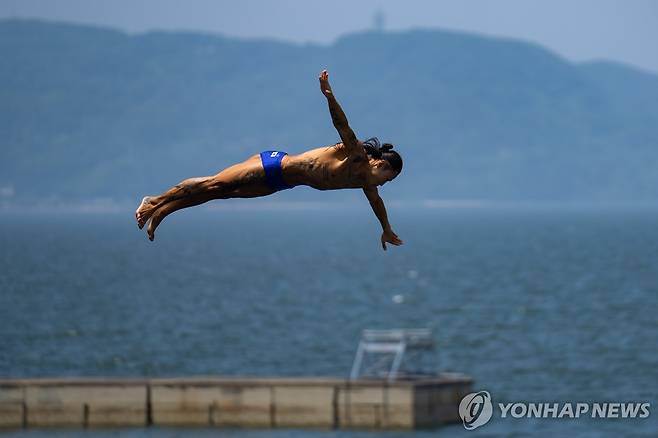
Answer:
1;205;656;437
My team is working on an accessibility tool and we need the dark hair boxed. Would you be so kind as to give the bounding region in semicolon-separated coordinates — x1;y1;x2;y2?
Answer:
363;137;403;173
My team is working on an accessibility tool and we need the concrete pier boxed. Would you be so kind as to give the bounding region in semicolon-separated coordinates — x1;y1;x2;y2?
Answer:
0;375;472;430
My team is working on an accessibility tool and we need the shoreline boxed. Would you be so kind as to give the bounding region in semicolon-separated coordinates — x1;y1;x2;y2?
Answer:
2;198;658;214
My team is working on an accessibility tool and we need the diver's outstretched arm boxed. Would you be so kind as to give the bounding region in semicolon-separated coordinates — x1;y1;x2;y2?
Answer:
363;186;404;250
319;70;362;155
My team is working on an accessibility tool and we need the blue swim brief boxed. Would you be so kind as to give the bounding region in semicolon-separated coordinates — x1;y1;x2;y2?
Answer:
260;150;293;191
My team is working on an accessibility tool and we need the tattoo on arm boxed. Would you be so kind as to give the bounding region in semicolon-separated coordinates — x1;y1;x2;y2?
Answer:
327;96;347;127
326;95;358;149
364;187;391;231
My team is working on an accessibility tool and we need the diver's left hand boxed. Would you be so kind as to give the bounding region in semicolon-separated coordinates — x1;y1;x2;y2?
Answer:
381;228;403;251
319;69;333;97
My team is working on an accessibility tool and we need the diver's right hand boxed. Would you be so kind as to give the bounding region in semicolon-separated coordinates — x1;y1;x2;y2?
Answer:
381;228;403;251
319;69;333;97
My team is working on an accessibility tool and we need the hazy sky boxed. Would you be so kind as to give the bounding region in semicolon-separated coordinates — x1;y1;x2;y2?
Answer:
2;0;657;73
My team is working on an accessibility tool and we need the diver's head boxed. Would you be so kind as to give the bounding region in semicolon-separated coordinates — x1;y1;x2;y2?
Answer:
363;137;403;186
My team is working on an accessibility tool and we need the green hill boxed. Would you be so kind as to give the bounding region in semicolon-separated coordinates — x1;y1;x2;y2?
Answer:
1;19;657;206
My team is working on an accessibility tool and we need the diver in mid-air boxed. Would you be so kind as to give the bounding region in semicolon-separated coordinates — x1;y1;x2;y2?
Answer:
136;70;403;250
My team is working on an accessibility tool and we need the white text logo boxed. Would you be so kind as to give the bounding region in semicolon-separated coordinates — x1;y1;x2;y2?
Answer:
459;391;493;430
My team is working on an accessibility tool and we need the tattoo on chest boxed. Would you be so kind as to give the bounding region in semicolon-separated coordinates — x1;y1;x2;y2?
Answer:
302;158;317;175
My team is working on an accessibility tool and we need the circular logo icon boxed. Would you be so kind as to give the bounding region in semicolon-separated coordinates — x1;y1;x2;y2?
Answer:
459;390;493;430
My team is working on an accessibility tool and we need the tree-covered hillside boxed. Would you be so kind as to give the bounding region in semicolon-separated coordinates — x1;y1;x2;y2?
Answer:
1;19;657;206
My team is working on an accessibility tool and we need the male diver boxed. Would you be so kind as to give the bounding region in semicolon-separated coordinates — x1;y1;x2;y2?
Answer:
136;70;403;250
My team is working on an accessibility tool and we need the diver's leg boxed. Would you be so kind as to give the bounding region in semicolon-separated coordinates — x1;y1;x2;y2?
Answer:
145;183;276;241
136;154;262;229
146;192;215;241
143;155;275;240
136;176;214;229
145;182;276;241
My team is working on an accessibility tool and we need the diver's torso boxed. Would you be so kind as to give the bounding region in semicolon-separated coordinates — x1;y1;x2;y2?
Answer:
283;143;369;190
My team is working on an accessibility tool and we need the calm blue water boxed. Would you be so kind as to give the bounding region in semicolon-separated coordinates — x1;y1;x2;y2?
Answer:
1;205;657;437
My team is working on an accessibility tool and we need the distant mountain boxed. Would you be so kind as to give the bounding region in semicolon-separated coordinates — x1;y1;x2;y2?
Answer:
1;19;657;206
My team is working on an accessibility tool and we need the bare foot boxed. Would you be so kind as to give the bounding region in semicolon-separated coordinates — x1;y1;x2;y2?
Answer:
147;221;156;241
146;205;166;241
135;196;159;229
